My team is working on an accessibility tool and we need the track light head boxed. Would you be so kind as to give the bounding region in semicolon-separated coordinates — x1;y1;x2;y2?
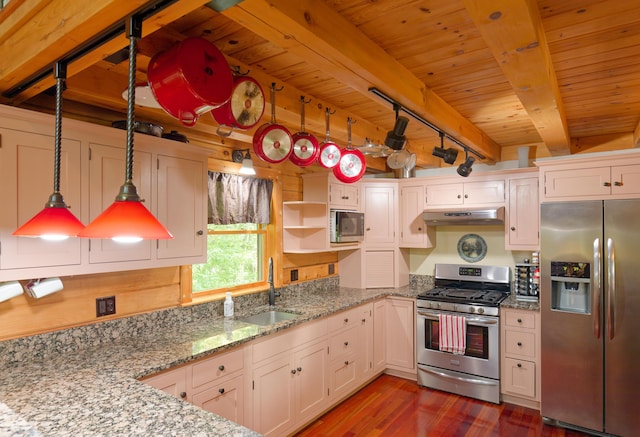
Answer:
384;116;409;150
457;156;475;177
432;147;459;165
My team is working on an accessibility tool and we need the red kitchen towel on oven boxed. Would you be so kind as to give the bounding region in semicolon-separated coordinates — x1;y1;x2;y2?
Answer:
439;313;466;355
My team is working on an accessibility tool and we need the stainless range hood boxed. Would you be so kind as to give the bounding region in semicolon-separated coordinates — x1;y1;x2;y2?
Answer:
422;207;505;226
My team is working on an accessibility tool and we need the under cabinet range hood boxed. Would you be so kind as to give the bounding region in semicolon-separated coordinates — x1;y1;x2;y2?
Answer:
422;207;505;226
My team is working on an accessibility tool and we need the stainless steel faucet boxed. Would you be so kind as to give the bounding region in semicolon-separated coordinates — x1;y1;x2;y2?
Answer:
268;257;280;307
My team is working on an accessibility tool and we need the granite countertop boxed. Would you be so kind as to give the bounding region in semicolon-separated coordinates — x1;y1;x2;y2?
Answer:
501;293;540;311
0;286;420;436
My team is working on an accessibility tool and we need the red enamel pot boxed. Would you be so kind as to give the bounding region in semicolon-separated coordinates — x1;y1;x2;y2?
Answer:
148;37;233;127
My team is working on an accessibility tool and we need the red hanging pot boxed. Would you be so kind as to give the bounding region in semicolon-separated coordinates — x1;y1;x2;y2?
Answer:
290;96;320;167
211;75;265;131
253;83;293;164
318;108;341;168
148;37;233;127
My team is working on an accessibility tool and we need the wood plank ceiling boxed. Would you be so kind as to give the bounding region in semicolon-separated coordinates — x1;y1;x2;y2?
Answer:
0;0;639;173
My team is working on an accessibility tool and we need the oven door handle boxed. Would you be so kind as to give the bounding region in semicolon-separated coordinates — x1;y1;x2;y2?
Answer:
419;366;498;386
417;310;498;326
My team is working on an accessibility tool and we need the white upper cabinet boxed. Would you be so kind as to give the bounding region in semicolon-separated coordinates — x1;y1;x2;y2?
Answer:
0;105;208;281
425;179;505;207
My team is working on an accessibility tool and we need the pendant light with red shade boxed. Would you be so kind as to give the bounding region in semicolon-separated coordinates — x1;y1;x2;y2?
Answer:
78;17;173;243
12;62;85;240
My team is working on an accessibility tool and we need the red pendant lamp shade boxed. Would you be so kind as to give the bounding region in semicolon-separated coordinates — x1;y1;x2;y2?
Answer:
13;62;85;240
78;17;172;242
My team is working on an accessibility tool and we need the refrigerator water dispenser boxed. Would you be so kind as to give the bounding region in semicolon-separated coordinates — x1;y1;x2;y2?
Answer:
550;261;591;314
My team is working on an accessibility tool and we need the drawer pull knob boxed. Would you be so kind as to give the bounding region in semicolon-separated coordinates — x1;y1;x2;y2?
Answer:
291;369;297;374
344;360;350;366
517;318;522;323
218;365;225;371
517;341;522;346
517;363;522;368
603;182;611;187
197;230;204;235
297;367;302;372
614;181;623;187
511;226;516;231
180;392;187;399
218;388;225;394
344;318;349;323
344;341;349;346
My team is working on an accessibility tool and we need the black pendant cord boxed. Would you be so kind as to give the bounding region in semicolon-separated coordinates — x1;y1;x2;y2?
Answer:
117;16;143;202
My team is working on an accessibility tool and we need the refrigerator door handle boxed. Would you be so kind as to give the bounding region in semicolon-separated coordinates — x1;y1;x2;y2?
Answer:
607;238;616;340
593;238;601;339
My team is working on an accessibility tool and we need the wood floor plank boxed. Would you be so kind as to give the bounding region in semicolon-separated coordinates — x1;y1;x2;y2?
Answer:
295;375;591;437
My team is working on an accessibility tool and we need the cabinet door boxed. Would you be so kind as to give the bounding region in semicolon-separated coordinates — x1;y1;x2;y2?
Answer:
156;155;206;260
503;358;536;398
363;184;395;246
87;143;152;263
373;300;387;373
144;366;189;401
365;250;395;288
544;167;611;199
330;353;358;401
192;373;245;426
463;180;505;204
295;341;329;425
385;298;415;372
400;184;433;248
252;354;295;436
0;129;82;271
611;164;640;196
425;183;463;206
357;304;375;383
506;177;539;249
329;182;359;210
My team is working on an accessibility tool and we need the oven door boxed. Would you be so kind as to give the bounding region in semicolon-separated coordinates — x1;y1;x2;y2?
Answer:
417;307;499;379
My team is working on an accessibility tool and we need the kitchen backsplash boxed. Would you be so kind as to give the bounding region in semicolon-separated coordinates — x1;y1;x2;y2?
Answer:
0;276;340;366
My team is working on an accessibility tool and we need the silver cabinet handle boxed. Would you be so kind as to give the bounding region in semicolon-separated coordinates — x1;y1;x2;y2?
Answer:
593;238;601;339
607;238;616;340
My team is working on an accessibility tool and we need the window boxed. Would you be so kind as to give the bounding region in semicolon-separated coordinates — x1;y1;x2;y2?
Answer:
189;171;274;299
192;223;267;293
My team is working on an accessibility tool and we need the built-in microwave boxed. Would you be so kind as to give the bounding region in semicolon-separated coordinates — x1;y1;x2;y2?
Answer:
329;210;365;243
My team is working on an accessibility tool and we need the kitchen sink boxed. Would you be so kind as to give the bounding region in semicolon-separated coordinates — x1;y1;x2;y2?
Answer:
238;310;299;326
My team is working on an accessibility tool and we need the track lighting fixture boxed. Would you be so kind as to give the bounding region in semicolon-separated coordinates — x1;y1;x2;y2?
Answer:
384;115;409;150
232;149;256;175
457;151;475;177
432;131;459;165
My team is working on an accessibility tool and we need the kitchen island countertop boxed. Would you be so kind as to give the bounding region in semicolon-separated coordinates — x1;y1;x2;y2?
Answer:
0;285;420;436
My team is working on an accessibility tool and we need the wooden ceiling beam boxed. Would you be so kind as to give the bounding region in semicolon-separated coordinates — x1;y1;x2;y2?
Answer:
462;0;570;156
635;120;640;148
222;0;501;162
0;0;212;104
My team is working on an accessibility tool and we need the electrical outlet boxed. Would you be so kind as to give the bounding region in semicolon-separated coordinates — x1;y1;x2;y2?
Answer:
96;296;116;317
328;263;335;275
290;269;298;281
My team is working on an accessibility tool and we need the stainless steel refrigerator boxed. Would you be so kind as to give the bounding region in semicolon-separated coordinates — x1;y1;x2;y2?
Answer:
540;200;640;436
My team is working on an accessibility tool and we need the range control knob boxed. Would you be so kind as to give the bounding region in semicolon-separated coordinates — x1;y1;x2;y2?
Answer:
467;306;475;314
477;307;485;314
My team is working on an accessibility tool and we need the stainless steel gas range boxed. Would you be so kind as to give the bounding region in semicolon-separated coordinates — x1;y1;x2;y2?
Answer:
416;263;511;404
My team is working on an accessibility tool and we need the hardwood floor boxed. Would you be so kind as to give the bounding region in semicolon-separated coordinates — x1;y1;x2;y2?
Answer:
295;375;591;437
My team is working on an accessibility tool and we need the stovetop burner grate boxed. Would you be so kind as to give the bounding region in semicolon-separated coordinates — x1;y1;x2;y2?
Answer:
418;287;509;306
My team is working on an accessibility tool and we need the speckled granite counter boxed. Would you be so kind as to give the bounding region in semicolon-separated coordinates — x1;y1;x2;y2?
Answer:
0;283;423;436
501;293;540;311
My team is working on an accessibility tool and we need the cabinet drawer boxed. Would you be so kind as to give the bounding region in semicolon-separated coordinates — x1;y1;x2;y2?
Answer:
253;318;327;363
329;306;364;332
503;357;536;398
504;310;536;329
191;347;244;389
191;373;244;425
329;325;359;359
504;330;536;359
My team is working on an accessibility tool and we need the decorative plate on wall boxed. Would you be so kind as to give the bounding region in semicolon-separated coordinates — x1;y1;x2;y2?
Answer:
457;233;487;263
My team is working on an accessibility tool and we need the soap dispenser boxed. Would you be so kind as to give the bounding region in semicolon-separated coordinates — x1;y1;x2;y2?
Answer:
224;292;234;318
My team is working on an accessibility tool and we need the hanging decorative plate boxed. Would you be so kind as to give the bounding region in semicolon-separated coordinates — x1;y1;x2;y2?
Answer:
457;233;487;263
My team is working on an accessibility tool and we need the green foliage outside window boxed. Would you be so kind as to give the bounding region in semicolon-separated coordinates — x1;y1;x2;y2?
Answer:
192;223;265;292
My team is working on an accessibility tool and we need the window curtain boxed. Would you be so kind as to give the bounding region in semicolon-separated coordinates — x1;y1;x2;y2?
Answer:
207;172;273;224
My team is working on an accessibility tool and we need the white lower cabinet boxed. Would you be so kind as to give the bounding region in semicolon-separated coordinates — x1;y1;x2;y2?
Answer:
385;297;416;375
250;318;329;436
500;308;541;409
